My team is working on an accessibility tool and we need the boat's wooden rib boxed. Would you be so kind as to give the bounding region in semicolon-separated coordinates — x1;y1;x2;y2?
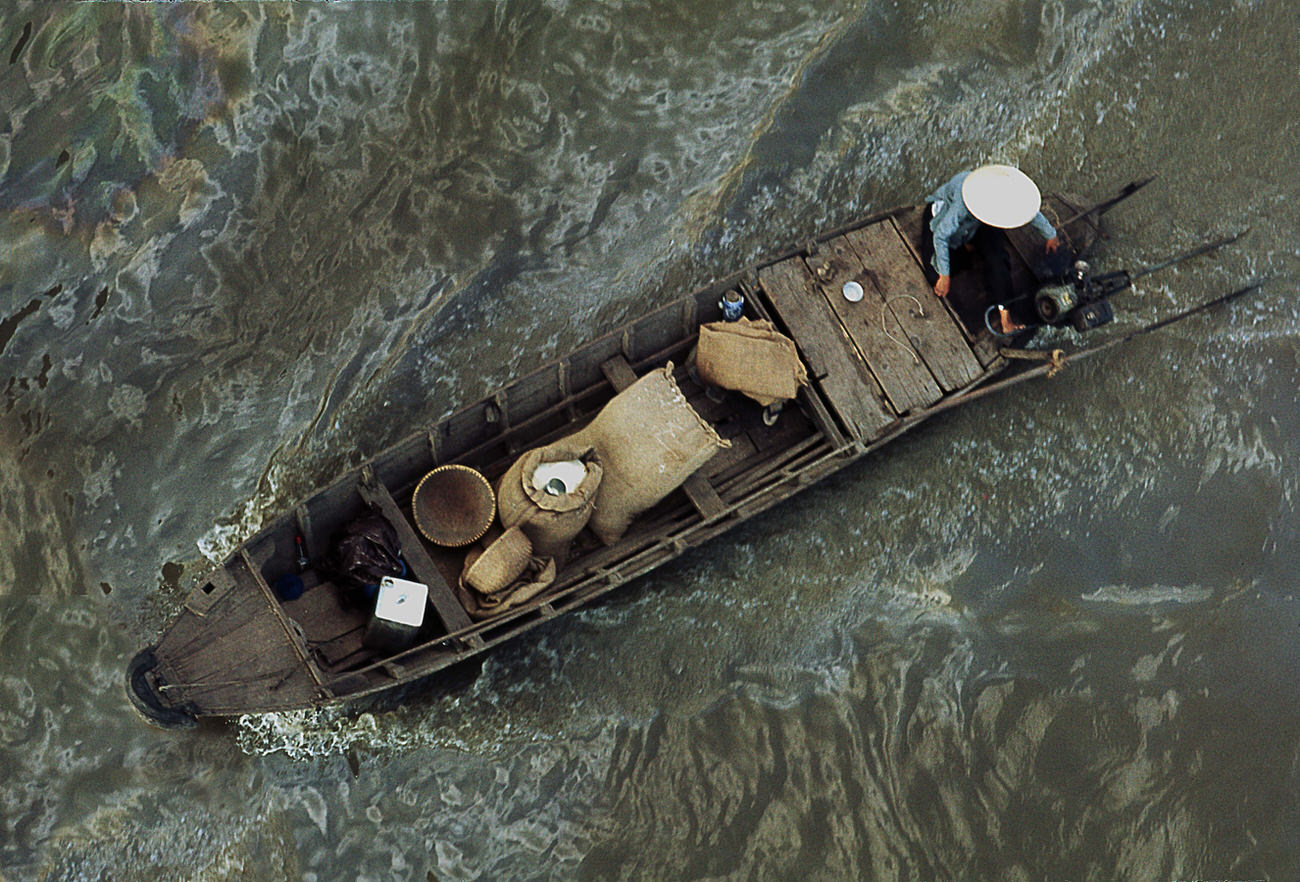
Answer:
127;196;1106;728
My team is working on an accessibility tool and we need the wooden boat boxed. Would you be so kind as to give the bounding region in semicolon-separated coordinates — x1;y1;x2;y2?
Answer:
127;195;1107;728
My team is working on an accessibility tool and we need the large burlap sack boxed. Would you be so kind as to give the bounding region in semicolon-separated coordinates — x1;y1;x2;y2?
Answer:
496;441;603;563
572;362;729;544
461;526;532;595
456;555;557;621
695;318;808;407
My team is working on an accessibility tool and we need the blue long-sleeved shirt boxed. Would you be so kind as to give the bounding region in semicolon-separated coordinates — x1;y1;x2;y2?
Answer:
925;170;1056;276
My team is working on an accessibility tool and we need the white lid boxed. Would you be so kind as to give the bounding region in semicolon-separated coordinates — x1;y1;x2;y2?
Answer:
531;459;587;494
375;577;428;627
842;280;864;302
961;164;1042;229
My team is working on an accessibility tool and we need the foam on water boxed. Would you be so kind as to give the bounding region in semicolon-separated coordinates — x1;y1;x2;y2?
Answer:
1081;583;1217;606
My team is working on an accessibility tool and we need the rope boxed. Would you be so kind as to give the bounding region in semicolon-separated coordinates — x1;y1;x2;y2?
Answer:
999;347;1066;377
880;295;924;364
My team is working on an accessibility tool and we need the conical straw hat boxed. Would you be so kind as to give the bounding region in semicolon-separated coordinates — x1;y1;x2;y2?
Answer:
961;164;1042;229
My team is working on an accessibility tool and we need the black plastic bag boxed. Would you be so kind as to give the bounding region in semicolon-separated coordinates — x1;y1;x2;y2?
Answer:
329;509;405;605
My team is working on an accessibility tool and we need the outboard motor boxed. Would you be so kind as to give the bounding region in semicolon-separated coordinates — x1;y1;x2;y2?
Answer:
1035;260;1115;332
995;231;1243;340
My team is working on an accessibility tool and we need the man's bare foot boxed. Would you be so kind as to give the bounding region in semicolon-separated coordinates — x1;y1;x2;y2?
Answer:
998;307;1025;335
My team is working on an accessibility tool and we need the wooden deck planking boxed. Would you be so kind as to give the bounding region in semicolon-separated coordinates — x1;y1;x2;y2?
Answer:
282;581;368;648
890;207;995;360
241;549;326;688
845;223;983;393
889;206;955;324
757;259;895;438
806;235;941;413
157;581;322;710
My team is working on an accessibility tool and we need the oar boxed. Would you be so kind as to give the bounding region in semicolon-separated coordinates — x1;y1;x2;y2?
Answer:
1125;229;1250;283
1058;175;1157;229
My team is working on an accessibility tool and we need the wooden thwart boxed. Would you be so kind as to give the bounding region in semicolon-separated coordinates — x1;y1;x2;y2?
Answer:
600;355;638;391
357;472;480;643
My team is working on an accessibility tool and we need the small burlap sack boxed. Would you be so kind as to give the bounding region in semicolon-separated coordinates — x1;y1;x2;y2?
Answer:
695;318;808;407
572;362;729;544
461;526;533;595
456;556;558;621
496;442;603;562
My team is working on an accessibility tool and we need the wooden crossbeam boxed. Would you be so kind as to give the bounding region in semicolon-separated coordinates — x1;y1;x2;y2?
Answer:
357;473;481;646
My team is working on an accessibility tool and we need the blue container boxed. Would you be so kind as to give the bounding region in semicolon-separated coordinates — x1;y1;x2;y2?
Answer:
719;291;745;322
274;573;304;601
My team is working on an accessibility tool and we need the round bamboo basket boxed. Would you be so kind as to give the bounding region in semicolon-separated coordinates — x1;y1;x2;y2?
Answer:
411;465;496;547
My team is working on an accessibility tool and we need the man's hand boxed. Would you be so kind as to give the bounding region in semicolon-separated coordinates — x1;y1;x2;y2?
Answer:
1045;236;1061;253
934;275;950;298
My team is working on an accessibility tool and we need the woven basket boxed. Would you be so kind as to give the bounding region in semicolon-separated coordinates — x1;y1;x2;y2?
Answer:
411;464;495;547
462;526;533;595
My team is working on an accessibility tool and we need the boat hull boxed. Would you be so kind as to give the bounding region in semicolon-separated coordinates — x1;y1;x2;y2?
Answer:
128;196;1103;722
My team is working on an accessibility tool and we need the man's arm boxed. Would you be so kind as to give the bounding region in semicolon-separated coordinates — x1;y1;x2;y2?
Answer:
1029;211;1060;252
931;217;954;297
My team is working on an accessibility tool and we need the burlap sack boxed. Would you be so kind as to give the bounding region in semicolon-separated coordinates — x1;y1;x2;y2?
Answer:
695;318;808;406
572;362;729;544
496;441;603;562
461;526;532;595
456;556;558;621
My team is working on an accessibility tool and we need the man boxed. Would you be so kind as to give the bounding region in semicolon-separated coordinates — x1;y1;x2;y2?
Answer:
923;164;1060;334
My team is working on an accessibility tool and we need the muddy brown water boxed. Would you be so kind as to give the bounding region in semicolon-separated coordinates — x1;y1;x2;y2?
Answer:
1;1;1298;879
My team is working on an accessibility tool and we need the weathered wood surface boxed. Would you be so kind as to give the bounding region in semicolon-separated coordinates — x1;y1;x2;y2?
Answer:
356;472;478;640
155;560;323;712
281;580;369;669
241;548;326;689
805;235;941;414
846;221;983;393
600;355;638;392
890;206;998;366
757;259;895;438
